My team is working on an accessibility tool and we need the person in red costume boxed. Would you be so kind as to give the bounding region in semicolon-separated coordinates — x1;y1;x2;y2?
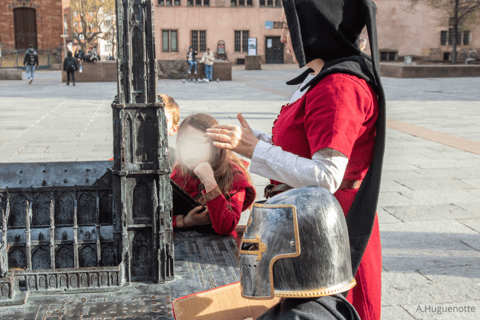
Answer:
205;1;386;319
171;113;256;235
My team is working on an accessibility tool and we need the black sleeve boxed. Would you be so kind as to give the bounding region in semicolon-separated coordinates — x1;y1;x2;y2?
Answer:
23;53;28;65
75;59;79;70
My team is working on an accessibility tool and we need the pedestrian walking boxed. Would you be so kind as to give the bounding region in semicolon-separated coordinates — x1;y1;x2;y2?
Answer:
186;46;197;79
63;51;79;86
23;44;39;84
200;48;215;82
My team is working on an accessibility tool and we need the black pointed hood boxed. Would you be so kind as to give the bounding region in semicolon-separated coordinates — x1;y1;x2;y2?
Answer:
282;0;386;278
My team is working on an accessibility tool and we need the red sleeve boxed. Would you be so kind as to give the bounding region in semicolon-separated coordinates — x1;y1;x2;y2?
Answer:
204;190;246;236
172;215;177;228
304;74;373;158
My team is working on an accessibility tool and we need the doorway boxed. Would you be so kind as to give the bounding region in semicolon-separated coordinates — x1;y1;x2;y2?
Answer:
265;37;284;64
14;8;38;50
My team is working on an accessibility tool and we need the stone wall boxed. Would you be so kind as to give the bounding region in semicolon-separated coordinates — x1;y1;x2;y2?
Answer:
380;63;480;78
61;61;117;82
157;60;232;81
0;69;22;80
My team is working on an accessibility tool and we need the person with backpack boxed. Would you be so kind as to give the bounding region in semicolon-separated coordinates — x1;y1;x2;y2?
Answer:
23;44;39;84
63;51;79;86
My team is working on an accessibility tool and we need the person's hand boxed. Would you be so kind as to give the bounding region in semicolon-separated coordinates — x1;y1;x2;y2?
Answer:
193;162;216;191
184;206;211;227
204;113;259;159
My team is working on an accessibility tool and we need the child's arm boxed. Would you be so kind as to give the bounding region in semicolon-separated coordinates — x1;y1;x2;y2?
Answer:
193;163;245;235
202;187;245;235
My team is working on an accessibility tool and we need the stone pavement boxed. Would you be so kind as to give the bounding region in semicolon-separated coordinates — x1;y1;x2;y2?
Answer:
1;68;480;319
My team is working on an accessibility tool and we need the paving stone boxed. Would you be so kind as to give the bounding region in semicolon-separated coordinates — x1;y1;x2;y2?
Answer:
381;305;415;319
391;177;473;190
383;204;479;222
378;191;415;207
377;207;403;224
457;219;480;233
397;189;480;205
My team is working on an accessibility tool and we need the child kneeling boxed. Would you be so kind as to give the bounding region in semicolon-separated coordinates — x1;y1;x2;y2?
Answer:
171;113;256;235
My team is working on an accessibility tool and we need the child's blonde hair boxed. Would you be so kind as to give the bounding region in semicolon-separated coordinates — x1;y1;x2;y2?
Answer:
159;94;180;128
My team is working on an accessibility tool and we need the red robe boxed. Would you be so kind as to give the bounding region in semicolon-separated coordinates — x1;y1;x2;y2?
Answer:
170;162;256;236
271;73;382;320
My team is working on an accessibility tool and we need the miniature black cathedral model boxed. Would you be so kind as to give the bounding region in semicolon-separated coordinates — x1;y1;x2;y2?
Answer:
0;0;174;305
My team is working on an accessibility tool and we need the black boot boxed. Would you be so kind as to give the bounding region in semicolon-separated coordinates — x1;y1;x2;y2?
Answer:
66;82;69;85
73;82;75;86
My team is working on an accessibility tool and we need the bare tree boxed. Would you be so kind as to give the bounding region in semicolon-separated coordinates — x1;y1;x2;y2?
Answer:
411;0;480;63
71;0;115;52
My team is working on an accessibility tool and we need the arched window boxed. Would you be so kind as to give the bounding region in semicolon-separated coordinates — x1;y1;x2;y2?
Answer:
55;193;74;225
33;193;50;226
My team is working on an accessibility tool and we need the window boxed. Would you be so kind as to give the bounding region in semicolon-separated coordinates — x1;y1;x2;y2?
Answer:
74;22;79;27
73;12;78;17
188;0;208;5
267;0;273;6
242;30;249;52
234;30;249;53
259;0;265;5
163;30;178;52
379;51;397;61
275;0;282;7
191;30;206;52
105;45;112;52
232;0;252;5
104;20;112;27
448;28;461;45
440;30;448;46
463;30;471;45
159;0;180;5
200;30;206;52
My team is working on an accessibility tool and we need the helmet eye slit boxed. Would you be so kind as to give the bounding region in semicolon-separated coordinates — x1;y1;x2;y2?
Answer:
241;243;259;251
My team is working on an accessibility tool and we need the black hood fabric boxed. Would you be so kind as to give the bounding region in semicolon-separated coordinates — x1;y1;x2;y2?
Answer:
282;0;386;278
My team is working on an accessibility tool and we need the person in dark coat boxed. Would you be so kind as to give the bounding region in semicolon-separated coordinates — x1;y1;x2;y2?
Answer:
63;51;79;86
186;46;198;76
23;44;39;84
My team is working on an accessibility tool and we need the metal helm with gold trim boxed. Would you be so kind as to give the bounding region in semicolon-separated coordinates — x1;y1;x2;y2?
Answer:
240;186;356;299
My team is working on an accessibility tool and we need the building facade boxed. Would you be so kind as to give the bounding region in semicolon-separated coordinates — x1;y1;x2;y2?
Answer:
153;0;479;64
0;0;70;51
363;0;479;61
154;0;292;64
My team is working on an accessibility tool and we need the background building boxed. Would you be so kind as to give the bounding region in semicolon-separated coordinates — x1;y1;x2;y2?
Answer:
363;0;479;62
0;0;70;51
154;0;292;64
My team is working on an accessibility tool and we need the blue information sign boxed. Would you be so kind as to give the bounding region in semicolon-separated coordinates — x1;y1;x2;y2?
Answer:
265;21;273;29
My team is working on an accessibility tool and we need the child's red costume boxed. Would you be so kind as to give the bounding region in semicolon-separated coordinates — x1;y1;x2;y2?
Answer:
170;162;256;236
